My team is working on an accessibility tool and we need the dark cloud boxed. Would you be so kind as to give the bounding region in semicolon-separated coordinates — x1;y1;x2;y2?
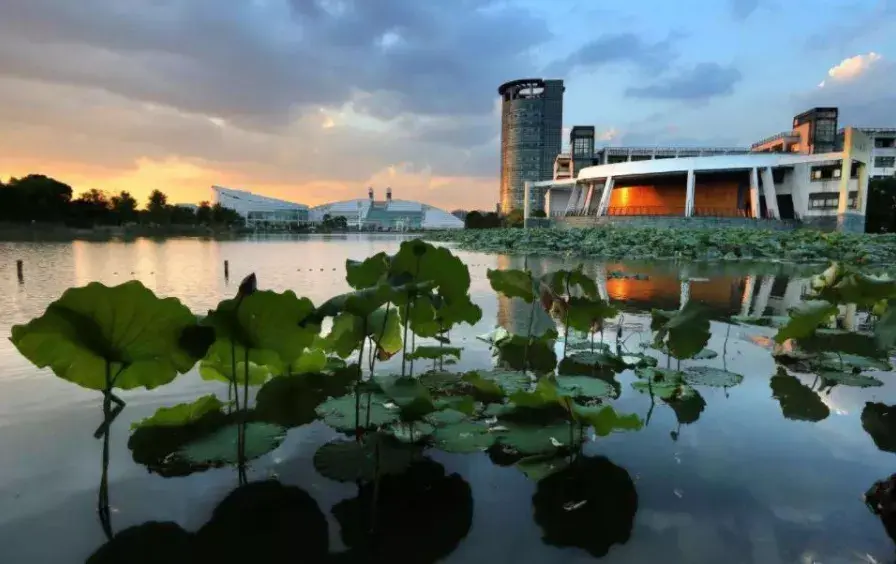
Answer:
545;32;679;77
730;0;761;20
625;63;742;101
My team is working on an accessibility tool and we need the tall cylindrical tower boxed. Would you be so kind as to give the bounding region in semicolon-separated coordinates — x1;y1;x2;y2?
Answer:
498;78;565;214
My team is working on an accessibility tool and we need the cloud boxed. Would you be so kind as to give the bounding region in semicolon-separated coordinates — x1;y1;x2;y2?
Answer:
730;0;761;20
817;52;882;87
0;0;554;210
624;63;742;101
545;32;679;77
805;1;896;51
795;53;896;126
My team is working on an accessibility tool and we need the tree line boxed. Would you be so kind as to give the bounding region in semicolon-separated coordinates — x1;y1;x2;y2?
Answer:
0;174;243;228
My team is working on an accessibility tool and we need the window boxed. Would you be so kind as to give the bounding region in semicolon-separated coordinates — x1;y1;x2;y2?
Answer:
874;137;895;148
874;156;896;168
807;191;858;210
810;165;842;181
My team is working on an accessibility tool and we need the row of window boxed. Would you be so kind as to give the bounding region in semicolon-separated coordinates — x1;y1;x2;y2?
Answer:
807;191;858;210
810;163;860;181
874;138;895;148
874;156;896;168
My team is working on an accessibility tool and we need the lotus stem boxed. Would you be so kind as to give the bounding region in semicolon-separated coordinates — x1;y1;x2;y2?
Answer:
523;297;536;372
98;360;113;541
355;318;367;441
562;274;571;361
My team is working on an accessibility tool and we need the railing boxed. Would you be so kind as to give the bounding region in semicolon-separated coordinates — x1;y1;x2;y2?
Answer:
562;206;786;219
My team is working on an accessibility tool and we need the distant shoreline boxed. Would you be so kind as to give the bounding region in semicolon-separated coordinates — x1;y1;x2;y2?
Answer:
0;222;241;242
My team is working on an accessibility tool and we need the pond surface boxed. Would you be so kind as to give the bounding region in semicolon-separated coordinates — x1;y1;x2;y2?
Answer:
0;234;894;563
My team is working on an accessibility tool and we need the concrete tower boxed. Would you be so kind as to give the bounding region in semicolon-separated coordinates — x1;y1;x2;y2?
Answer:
498;78;565;214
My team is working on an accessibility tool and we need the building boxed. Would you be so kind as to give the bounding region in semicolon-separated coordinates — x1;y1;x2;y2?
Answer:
212;186;310;227
529;127;872;233
310;187;463;230
752;107;839;154
498;78;565;214
839;128;895;179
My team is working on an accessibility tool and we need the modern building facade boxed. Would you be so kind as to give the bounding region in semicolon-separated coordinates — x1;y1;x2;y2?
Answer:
310;188;463;230
212;186;310;227
840;128;895;179
528;127;872;233
498;78;564;214
752;107;839;154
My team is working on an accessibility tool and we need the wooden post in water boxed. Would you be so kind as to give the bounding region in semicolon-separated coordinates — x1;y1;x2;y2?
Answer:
16;260;23;283
224;260;229;280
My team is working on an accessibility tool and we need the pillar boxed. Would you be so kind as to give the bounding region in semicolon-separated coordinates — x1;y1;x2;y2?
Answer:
596;264;609;301
685;169;696;217
751;275;775;317
523;181;531;221
582;183;595;212
564;184;580;215
780;278;804;314
679;280;690;310
740;275;756;317
749;168;761;218
596;177;615;216
760;167;779;219
857;162;869;215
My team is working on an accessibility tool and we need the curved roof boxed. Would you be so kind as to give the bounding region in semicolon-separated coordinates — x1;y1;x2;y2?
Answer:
498;78;546;95
312;199;463;229
212;185;308;211
577;151;852;181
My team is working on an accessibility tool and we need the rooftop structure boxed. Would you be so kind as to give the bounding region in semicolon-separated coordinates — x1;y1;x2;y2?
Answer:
212;186;310;226
310;188;463;230
498;78;565;214
529;127;872;233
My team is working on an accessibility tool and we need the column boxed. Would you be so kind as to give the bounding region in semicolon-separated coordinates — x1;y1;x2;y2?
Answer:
596;177;615;216
780;278;804;314
582;183;595;212
749;168;761;218
857;162;869;215
564;184;580;215
760;167;779;219
751;275;775;317
685;169;696;217
523;181;531;221
740;275;756;317
596;264;609;301
679;280;690;310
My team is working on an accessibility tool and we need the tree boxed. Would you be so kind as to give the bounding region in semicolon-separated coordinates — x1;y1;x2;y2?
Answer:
866;177;896;233
4;174;73;222
504;208;524;228
147;190;170;224
211;203;243;227
196;201;212;225
69;189;112;227
170;205;197;225
110;191;138;224
533;209;547;218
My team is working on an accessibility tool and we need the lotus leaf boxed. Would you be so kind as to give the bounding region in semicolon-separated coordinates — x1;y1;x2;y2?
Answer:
813;352;891;372
290;348;327;374
496;421;577;455
345;252;391;289
470;369;533;396
407;346;462;361
376;375;437;420
683;366;745;388
389;239;471;301
770;373;830;422
315;393;401;432
10;281;203;391
495;334;557;373
774;300;838;343
432;396;476;416
818;371;884;388
131;395;225;430
431;421;500;453
565;297;618;334
425;408;469;426
861;402;896;453
730;315;790;328
419;371;466;395
667;388;706;425
555;375;616;400
487;268;537;302
178;421;286;466
312;436;418;482
384;421;435;443
875;303;896;350
199;341;280;385
560;350;626;373
540;266;598;299
570;404;643;436
515;454;570;481
651;302;711;360
255;367;356;428
509;378;565;409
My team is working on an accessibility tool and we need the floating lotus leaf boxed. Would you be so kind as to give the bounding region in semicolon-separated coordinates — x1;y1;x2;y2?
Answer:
385;421;435;443
419;371;465;395
509;378;564;409
425;408;469;427
487;268;537;302
861;402;896;453
10;280;203;391
315;393;401;432
376;375;437;420
770;373;830;422
620;353;659;368
555;375;616;400
131;395;225;430
651;302;711;360
86;522;194;564
431;421;501;453
407;346;462;361
774;300;838;343
567;404;643;436
255;367;356;428
566;340;612;353
683;366;744;388
496;335;557;373
496;422;578;455
813;352;891;372
818;371;884;388
312;436;419;482
667;388;706;425
798;330;887;358
469;369;533;397
632;367;689;399
515;454;571;482
565;297;618;334
532;456;638;558
178;422;286;466
692;348;718;360
432;396;476;416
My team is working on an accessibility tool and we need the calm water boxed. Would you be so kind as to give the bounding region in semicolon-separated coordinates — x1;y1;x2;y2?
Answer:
0;234;894;563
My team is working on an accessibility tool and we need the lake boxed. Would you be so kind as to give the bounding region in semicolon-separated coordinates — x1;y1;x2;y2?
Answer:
0;234;894;563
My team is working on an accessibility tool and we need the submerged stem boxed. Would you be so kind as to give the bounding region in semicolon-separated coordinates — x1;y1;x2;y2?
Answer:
98;360;113;541
355;319;367;441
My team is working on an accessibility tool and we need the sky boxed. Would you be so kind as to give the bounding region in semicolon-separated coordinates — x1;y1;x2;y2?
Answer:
0;0;894;211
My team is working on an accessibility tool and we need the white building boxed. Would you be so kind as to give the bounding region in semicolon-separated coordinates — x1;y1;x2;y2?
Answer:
528;127;872;233
844;128;895;179
310;188;463;230
212;186;310;226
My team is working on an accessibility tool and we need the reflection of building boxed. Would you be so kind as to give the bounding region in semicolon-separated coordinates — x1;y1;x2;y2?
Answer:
212;186;310;226
499;78;565;214
310;188;463;230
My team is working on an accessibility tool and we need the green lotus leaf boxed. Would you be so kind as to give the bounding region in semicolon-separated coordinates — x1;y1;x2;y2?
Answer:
419;371;466;395
309;285;393;320
495;335;557;373
178;421;286;466
813;352;892;372
346;252;391;290
312;435;419;482
774;300;838;343
198;340;280;385
315;392;401;433
818;271;896;306
131;395;225;430
255;367;357;428
407;346;462;361
560;350;626;373
487;269;536;303
570;404;643;436
620;353;659;368
770;373;830;422
496;422;578;455
692;348;718;360
565;297;618;334
509;378;565;409
389;239;471;301
515;454;570;482
631;367;690;400
461;371;504;400
818;371;884;388
376;375;436;420
667;388;706;425
468;369;533;397
651;302;711;360
433;396;477;416
540;266;598;299
800;329;888;358
290;348;327;375
683;366;745;388
10;280;202;391
861;402;896;453
875;303;896;350
555;375;616;400
367;307;402;356
431;421;500;453
425;408;469;426
730;315;789;328
384;421;435;443
127;409;231;477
